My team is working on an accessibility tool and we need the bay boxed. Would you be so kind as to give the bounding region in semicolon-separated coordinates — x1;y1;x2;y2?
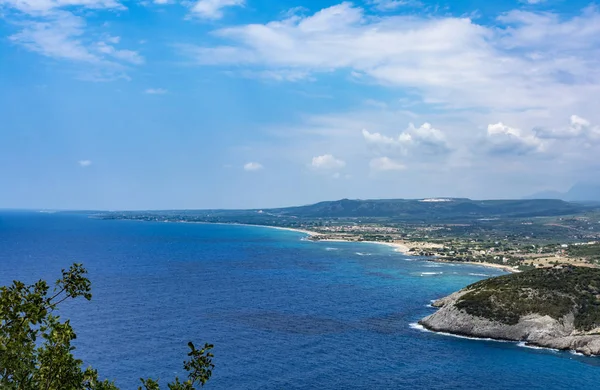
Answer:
1;211;599;389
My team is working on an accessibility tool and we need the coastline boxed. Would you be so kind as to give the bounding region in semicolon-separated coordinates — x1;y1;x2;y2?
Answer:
310;238;411;254
259;225;322;237
119;220;518;275
437;260;520;274
259;225;516;274
412;322;574;355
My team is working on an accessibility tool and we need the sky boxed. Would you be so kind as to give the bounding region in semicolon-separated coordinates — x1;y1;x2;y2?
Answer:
1;0;600;210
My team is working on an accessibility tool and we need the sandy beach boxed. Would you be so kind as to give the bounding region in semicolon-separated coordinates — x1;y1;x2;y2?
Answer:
444;261;520;274
246;224;518;274
263;226;323;237
317;239;411;254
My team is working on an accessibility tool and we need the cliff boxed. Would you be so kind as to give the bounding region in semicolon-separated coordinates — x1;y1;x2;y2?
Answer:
419;266;600;355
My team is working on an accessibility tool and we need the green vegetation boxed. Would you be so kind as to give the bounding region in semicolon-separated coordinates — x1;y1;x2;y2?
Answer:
455;266;600;331
100;198;593;224
98;198;600;268
568;243;600;263
273;198;589;220
0;264;214;390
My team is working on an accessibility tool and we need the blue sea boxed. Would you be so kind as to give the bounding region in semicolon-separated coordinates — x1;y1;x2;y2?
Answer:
1;211;600;389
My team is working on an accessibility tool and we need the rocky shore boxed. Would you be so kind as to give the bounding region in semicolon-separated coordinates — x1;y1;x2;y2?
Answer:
419;266;600;356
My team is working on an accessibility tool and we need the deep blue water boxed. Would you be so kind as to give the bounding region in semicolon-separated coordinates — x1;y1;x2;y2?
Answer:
1;212;600;389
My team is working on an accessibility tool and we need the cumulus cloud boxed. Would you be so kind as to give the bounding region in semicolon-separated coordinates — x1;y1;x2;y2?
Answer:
535;115;600;141
369;157;406;171
404;123;450;154
145;88;168;94
243;162;263;171
362;129;404;152
311;154;346;170
362;122;449;156
78;160;92;167
485;122;544;155
190;0;244;19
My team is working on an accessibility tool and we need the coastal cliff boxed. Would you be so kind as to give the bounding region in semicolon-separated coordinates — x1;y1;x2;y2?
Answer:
420;266;600;356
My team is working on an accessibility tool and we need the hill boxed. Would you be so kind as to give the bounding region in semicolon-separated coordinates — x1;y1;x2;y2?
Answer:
420;266;600;355
268;198;587;221
99;198;593;226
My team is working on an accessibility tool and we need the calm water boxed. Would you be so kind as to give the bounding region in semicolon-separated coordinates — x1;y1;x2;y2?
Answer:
1;211;600;389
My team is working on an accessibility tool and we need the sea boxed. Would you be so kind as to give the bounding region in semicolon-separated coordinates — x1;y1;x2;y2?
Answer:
1;211;600;389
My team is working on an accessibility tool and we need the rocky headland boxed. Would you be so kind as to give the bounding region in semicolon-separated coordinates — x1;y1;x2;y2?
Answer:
420;266;600;356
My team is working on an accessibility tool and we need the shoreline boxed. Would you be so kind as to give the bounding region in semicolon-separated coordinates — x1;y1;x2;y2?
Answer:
259;225;516;274
411;322;585;356
109;219;518;275
437;260;520;274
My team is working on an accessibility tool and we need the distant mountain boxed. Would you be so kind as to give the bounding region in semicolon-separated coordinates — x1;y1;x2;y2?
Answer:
525;182;600;202
268;198;587;220
101;198;595;225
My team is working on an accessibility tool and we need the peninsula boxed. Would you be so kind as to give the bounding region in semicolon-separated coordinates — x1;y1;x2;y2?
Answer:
420;265;600;355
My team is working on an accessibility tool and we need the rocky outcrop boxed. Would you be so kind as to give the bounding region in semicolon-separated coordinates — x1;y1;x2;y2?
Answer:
420;288;600;356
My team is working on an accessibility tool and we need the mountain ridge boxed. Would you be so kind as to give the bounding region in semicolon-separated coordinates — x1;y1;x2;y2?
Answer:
525;182;600;202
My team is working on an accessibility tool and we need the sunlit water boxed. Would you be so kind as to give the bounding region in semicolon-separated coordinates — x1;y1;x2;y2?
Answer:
1;211;599;389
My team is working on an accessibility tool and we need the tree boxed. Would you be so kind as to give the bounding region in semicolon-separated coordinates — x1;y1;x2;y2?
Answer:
0;264;214;390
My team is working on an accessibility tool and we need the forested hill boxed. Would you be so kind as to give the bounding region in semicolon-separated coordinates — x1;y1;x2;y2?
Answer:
267;198;588;220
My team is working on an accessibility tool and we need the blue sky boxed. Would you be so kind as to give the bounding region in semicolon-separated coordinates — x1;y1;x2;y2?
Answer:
1;0;599;209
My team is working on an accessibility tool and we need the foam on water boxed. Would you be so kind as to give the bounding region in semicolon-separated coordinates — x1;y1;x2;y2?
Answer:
517;342;559;352
409;323;510;343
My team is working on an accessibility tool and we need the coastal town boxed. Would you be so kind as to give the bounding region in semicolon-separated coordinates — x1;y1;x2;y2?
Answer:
99;201;600;273
284;217;600;272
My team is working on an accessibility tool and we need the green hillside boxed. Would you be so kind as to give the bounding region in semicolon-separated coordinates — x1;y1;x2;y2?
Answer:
455;266;600;331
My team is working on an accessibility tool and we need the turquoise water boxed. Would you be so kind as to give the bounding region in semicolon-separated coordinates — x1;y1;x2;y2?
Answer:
1;211;600;389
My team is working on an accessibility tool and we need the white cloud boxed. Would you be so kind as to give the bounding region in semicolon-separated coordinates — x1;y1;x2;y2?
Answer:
97;42;144;64
0;0;123;14
182;4;600;112
190;0;244;19
3;0;142;79
145;88;168;94
485;122;544;155
78;160;92;167
236;69;312;82
243;162;263;171
9;12;99;63
368;0;421;11
362;129;400;147
311;154;346;170
369;156;406;171
362;122;449;156
404;123;450;154
535;115;600;141
106;35;120;44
